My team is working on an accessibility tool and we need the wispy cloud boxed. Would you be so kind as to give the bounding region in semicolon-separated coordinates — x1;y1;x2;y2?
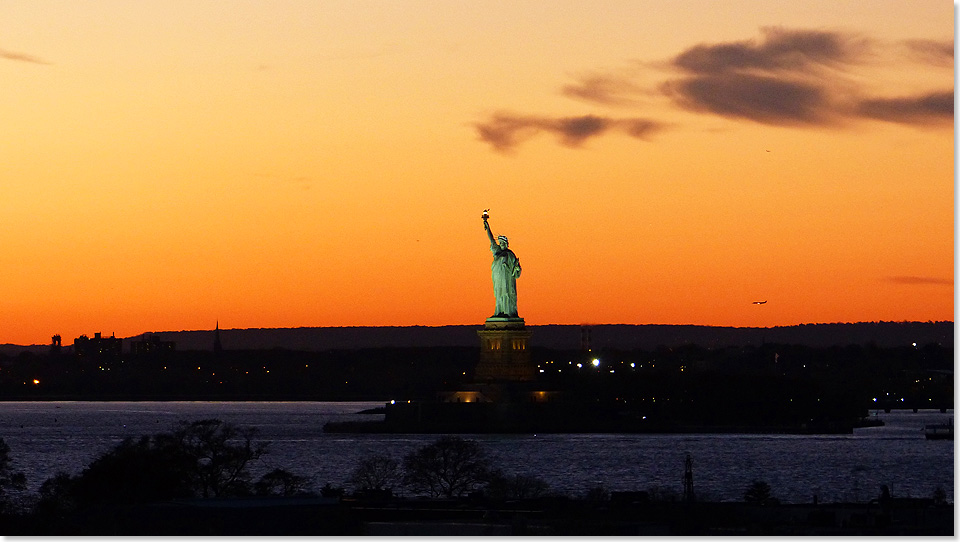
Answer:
475;113;663;153
886;276;953;286
0;48;50;65
561;73;646;106
901;39;953;67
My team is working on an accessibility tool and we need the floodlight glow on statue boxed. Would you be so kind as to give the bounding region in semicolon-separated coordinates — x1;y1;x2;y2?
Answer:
482;209;522;319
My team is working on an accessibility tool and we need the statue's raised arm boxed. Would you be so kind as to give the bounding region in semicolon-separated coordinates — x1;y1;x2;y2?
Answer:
481;210;521;318
483;213;497;250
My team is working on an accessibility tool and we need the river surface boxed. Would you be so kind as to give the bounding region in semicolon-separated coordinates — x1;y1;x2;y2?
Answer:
0;402;952;504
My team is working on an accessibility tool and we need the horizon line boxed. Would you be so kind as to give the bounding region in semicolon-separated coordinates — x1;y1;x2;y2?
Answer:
5;320;953;347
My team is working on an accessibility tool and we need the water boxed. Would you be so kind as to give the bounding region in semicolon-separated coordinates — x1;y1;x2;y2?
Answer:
0;402;952;504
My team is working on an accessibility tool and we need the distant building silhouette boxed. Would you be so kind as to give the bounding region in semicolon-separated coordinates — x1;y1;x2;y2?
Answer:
73;332;122;358
130;334;176;356
50;334;62;356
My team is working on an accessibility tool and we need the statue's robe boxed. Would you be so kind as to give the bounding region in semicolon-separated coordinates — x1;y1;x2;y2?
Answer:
491;246;521;317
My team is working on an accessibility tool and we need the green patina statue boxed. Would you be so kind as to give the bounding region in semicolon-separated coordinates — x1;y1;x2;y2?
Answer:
482;210;521;318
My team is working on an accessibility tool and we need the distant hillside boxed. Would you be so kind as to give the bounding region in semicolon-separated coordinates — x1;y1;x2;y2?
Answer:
132;321;954;352
2;321;950;356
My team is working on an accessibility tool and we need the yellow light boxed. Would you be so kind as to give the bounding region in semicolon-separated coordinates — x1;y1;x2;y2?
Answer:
32;379;40;385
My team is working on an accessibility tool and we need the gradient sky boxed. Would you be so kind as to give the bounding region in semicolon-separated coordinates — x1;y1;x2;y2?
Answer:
1;0;953;345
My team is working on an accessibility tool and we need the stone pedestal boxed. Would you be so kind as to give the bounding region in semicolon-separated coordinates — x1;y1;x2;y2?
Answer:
475;317;534;382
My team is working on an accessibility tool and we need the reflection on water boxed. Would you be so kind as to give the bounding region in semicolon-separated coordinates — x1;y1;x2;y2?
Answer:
1;402;952;504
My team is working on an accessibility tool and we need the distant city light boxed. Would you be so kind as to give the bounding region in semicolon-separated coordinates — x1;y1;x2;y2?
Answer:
32;379;39;385
630;363;635;368
592;358;600;367
576;363;582;369
390;400;395;404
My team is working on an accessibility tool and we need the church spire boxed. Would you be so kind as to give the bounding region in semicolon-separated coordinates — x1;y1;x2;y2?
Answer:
213;321;222;354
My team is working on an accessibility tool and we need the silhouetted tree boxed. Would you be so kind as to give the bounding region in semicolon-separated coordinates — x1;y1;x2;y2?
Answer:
71;434;195;505
584;483;609;502
254;468;308;496
744;480;778;505
932;486;947;505
33;418;269;517
320;483;345;499
172;419;268;498
0;438;26;513
402;436;491;498
349;454;401;495
485;471;549;500
34;472;75;523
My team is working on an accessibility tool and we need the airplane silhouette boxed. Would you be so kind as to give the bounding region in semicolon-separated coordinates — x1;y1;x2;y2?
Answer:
752;300;767;305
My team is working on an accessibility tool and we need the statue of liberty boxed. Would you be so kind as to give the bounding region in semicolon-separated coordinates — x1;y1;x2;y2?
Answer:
482;210;521;318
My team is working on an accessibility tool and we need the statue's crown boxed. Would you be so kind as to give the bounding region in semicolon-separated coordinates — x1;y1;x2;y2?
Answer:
497;235;508;244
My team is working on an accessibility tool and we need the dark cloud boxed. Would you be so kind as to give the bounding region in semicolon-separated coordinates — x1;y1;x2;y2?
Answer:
663;28;865;125
673;27;869;74
886;276;953;286
474;113;662;153
0;48;50;65
901;39;953;67
663;28;952;127
661;73;836;126
855;91;953;126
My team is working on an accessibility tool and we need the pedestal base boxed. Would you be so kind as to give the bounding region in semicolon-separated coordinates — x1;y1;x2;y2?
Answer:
475;319;534;382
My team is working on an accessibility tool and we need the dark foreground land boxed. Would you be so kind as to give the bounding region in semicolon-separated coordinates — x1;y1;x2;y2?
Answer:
4;493;951;536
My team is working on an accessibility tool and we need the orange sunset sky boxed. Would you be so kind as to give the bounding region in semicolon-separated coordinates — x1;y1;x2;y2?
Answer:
1;1;953;345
